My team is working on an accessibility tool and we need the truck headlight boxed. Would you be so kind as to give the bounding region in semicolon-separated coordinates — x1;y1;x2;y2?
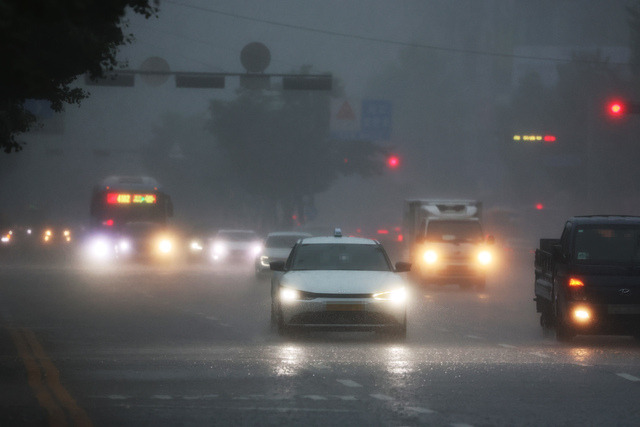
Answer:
423;250;438;264
477;250;492;265
158;238;172;254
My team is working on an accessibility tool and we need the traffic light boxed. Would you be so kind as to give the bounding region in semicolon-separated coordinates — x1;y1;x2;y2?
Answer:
607;100;625;117
606;99;640;117
387;155;400;169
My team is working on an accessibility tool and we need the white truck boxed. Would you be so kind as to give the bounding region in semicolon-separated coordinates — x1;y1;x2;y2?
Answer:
402;199;494;290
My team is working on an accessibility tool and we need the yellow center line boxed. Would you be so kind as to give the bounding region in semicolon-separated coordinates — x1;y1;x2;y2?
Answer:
8;327;93;427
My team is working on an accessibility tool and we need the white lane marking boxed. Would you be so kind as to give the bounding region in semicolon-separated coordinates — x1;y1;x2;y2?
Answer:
302;395;327;401
237;407;354;413
107;395;129;400
406;406;435;414
205;316;218;321
370;394;394;401
465;335;484;340
451;423;474;427
617;373;640;382
219;323;231;327
529;352;550;358
333;395;357;401
498;344;517;349
151;395;173;400
337;379;362;388
183;395;219;400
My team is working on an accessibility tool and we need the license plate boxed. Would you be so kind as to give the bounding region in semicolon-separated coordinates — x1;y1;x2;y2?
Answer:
607;305;640;315
326;303;365;312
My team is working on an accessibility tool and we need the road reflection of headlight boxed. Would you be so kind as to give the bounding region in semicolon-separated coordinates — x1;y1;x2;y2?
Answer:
478;250;492;265
423;250;437;264
373;287;407;303
280;287;300;303
158;239;172;254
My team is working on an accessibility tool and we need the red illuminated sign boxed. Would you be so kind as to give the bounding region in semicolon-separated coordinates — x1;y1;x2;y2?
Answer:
106;193;156;204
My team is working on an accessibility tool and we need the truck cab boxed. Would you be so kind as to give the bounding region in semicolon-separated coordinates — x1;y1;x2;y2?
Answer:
535;216;640;341
404;199;494;291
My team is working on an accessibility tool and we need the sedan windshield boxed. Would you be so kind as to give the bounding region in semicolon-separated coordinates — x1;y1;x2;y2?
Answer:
290;243;391;271
574;226;640;264
265;235;307;248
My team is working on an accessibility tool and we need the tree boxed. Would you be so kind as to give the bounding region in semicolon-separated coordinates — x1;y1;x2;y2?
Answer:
0;0;159;153
208;72;385;229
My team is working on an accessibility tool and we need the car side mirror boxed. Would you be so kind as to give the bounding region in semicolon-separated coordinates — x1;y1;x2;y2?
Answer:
486;235;495;245
270;260;286;272
395;261;411;273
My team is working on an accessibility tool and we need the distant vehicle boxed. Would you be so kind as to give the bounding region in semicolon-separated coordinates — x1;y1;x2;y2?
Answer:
210;229;262;263
115;221;178;261
84;176;173;261
403;199;494;290
270;229;411;338
255;231;312;276
535;216;640;341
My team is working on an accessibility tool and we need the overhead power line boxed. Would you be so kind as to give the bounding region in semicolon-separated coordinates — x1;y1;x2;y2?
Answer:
166;0;631;66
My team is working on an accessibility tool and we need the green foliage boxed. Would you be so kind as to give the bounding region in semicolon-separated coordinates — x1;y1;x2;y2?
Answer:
0;0;159;153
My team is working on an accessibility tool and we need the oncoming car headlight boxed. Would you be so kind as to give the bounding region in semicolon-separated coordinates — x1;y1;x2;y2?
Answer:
423;250;438;264
260;255;270;267
158;238;173;254
190;240;203;251
373;287;407;303
477;250;492;266
279;287;300;303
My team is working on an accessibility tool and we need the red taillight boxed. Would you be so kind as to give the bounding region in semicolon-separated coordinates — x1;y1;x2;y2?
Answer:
377;229;389;235
569;278;584;287
397;234;403;242
103;219;114;227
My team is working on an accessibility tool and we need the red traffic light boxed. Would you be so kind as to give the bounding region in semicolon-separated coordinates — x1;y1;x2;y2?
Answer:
387;155;400;169
607;100;625;117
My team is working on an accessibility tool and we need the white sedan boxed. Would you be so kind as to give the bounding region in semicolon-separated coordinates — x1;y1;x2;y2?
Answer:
270;230;411;338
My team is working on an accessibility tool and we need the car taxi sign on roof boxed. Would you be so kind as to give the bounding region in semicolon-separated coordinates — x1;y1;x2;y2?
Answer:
334;228;342;237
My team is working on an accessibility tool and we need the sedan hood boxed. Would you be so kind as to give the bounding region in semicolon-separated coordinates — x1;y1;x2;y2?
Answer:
281;270;406;294
263;247;292;260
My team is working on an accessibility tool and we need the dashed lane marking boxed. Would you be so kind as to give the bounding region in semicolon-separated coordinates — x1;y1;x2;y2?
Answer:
617;373;640;382
464;335;484;340
498;344;517;349
337;379;362;388
529;351;550;358
370;394;394;401
303;395;328;401
406;406;435;414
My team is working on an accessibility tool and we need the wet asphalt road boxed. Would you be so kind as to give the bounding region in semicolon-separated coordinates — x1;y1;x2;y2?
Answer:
1;249;640;426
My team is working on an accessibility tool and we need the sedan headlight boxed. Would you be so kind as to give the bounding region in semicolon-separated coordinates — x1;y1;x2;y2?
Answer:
423;250;438;264
260;255;270;267
373;287;407;303
190;240;203;251
477;250;492;265
279;287;300;303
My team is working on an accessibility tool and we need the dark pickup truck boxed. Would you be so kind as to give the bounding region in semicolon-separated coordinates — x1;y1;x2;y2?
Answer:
534;216;640;341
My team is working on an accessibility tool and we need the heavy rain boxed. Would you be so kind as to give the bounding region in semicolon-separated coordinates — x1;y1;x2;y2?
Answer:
1;1;640;426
